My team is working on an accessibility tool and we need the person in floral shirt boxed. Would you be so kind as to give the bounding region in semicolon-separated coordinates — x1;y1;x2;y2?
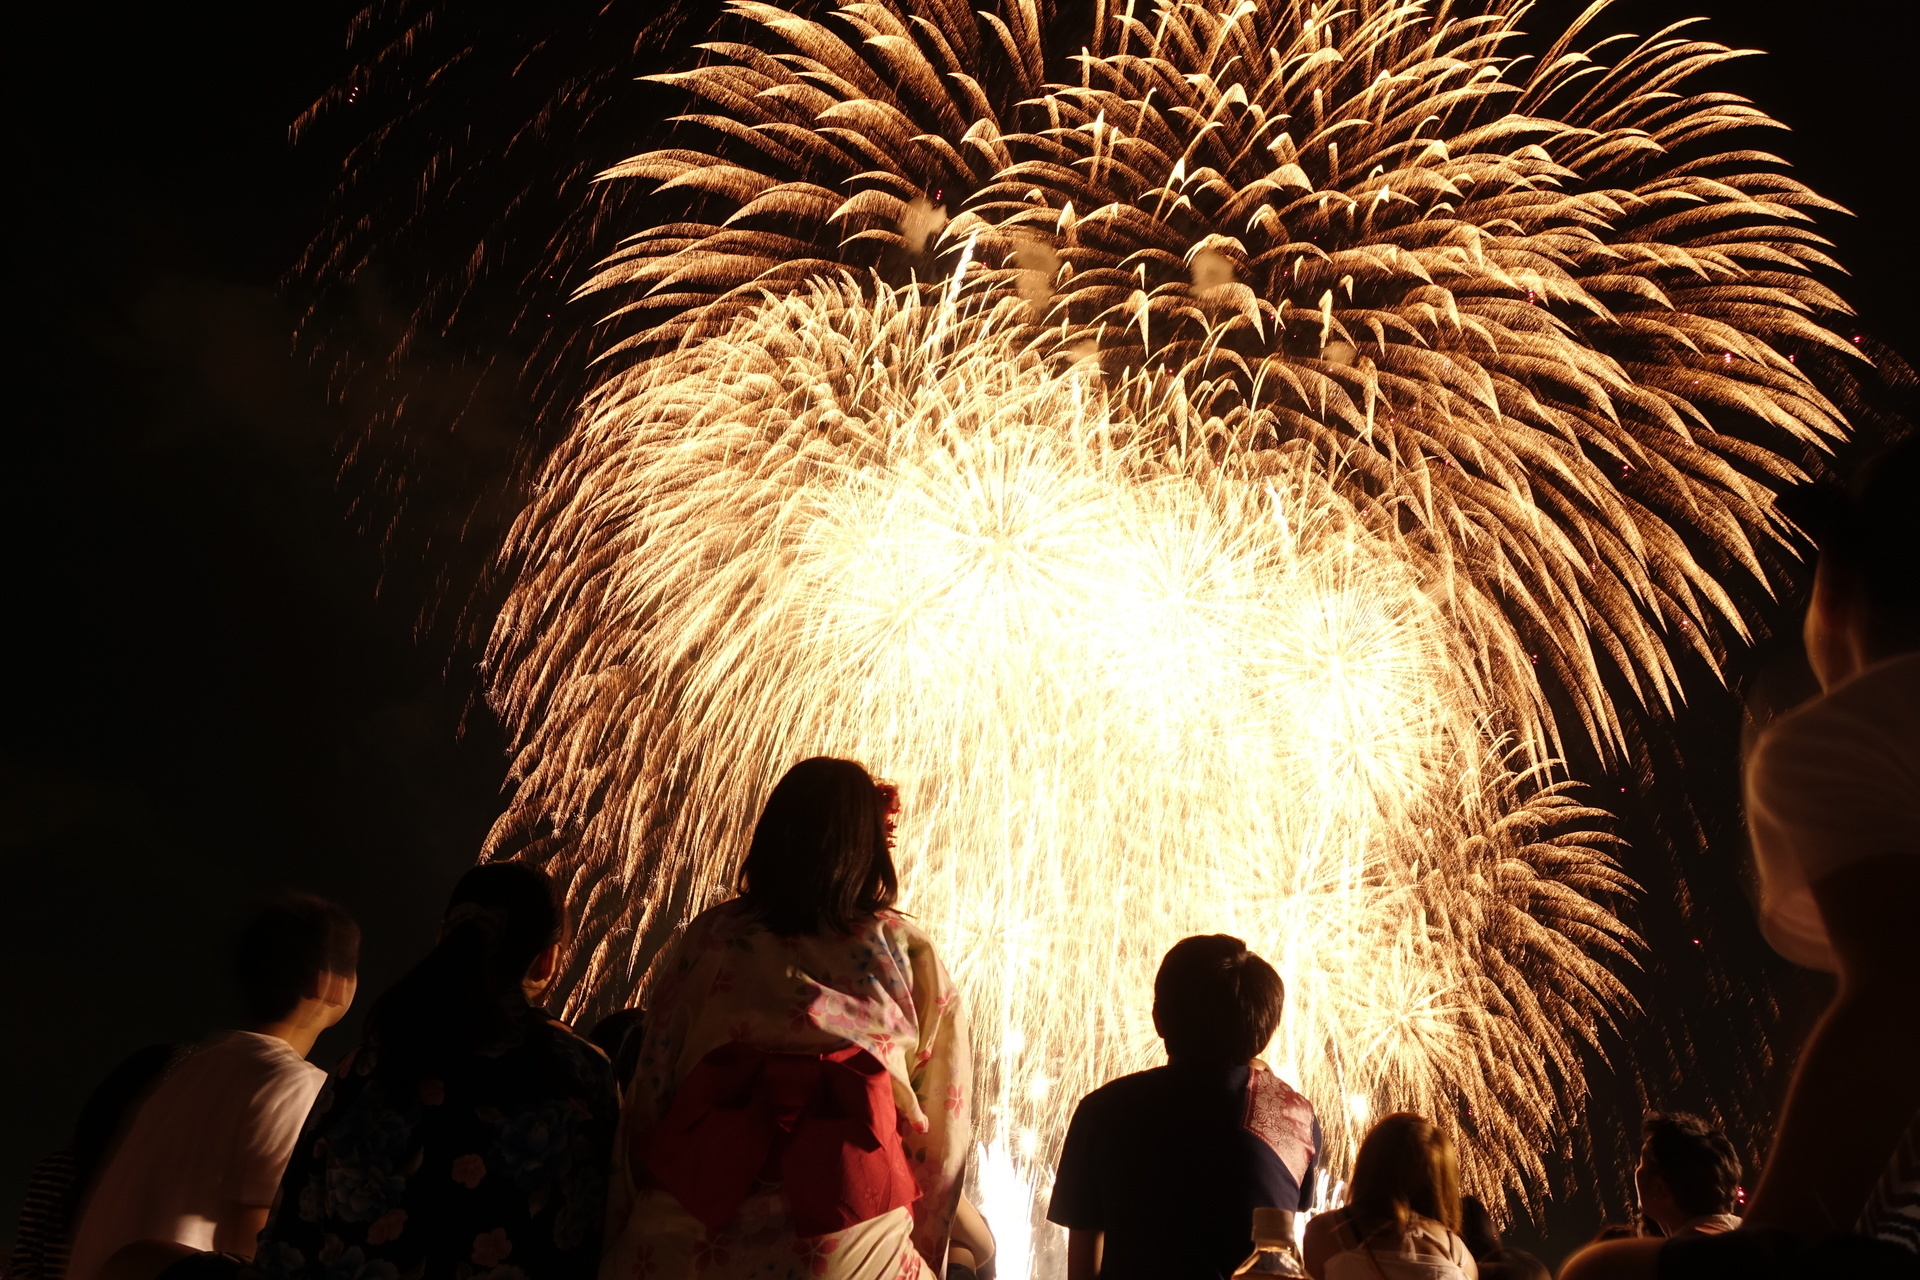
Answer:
257;863;618;1280
602;757;972;1280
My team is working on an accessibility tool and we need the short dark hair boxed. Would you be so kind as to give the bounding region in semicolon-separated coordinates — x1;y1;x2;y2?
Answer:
1152;934;1285;1064
1458;1195;1500;1259
368;860;566;1059
236;894;359;1023
1641;1112;1741;1218
738;757;899;936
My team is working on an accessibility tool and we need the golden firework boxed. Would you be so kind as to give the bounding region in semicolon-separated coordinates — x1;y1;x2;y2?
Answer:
488;282;1636;1267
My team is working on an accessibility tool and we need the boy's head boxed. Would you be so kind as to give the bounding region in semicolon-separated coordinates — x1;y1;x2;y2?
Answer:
236;894;360;1026
1151;934;1284;1065
1798;433;1919;688
1635;1112;1741;1233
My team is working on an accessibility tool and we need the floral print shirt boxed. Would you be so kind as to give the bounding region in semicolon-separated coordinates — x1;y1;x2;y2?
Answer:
604;901;971;1278
258;1008;619;1280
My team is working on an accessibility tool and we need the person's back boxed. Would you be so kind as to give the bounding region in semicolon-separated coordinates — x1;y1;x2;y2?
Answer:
1049;935;1320;1280
1304;1114;1475;1280
7;1044;180;1280
1319;1220;1472;1280
66;897;358;1280
70;1036;321;1266
601;758;972;1280
260;1009;615;1280
255;862;618;1280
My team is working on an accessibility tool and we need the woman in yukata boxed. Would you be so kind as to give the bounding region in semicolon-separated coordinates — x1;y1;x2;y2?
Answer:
601;757;974;1280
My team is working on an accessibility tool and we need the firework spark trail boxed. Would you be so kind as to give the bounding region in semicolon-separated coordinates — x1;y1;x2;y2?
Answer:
488;281;1637;1253
585;0;1853;758
477;0;1858;1263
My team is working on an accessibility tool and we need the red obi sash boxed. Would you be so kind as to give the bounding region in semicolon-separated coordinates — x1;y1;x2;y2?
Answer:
642;1042;920;1237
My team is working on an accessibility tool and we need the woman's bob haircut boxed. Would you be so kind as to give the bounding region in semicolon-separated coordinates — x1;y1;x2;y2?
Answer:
1348;1112;1463;1235
738;756;899;935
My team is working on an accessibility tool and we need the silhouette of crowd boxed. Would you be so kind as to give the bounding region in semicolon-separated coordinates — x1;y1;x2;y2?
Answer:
6;447;1914;1280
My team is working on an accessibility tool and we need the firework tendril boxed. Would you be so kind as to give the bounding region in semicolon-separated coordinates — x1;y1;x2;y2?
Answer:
472;0;1854;1259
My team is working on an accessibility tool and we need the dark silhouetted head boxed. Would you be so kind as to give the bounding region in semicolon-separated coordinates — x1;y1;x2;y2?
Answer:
442;860;565;981
236;894;359;1024
1795;434;1920;679
1459;1195;1500;1259
1638;1112;1741;1222
369;860;566;1058
1151;934;1285;1066
739;756;899;935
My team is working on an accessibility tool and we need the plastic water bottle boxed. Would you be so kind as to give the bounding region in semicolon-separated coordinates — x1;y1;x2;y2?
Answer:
1231;1207;1306;1277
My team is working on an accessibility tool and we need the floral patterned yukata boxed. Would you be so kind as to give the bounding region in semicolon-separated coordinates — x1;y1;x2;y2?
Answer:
602;901;971;1280
257;1007;620;1280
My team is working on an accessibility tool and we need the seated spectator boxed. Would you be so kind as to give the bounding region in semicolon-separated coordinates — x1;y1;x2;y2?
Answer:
65;896;359;1280
6;1044;182;1280
254;862;618;1280
1635;1114;1741;1240
1457;1197;1547;1280
1301;1113;1475;1280
1562;434;1920;1279
1047;934;1320;1280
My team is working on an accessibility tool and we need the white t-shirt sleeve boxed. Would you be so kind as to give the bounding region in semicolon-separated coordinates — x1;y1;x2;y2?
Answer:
1746;655;1920;971
234;1056;326;1206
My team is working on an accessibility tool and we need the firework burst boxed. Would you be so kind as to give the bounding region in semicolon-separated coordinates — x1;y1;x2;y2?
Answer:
586;0;1852;753
489;280;1636;1243
467;0;1858;1259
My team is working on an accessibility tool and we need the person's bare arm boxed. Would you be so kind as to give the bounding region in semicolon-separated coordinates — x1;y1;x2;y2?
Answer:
951;1194;996;1267
1066;1228;1103;1280
1558;1237;1663;1280
1743;852;1920;1236
1300;1210;1339;1278
212;1204;272;1259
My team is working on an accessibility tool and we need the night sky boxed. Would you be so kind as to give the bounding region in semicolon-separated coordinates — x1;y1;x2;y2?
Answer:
3;0;1914;1266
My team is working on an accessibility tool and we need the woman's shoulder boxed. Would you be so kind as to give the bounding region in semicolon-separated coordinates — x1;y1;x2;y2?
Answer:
1399;1217;1473;1265
528;1008;605;1054
1305;1205;1358;1246
681;897;762;944
867;909;951;973
870;908;933;946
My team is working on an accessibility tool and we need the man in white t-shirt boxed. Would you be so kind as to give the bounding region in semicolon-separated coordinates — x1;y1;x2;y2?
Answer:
68;895;359;1280
1568;437;1920;1279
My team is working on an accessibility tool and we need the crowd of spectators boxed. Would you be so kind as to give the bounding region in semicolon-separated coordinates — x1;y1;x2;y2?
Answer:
6;443;1915;1280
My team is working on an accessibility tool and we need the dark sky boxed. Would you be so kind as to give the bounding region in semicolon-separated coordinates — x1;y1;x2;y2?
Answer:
3;0;1914;1265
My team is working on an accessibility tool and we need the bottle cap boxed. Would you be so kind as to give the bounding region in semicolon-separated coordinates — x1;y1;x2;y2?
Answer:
1252;1207;1293;1243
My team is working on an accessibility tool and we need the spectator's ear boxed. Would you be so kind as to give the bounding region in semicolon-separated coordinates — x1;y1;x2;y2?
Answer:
310;968;356;1015
522;942;562;1002
1804;556;1867;690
